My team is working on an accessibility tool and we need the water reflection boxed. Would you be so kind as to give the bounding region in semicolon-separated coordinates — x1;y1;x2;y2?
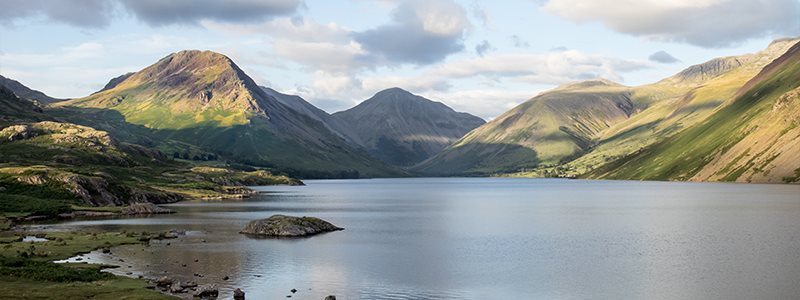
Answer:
31;178;800;299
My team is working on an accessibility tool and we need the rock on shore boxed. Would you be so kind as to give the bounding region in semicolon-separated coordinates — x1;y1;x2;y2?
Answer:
239;215;343;237
121;202;175;215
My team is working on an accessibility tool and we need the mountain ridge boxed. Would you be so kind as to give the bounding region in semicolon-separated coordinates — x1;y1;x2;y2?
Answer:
54;50;404;178
0;74;62;104
333;87;485;167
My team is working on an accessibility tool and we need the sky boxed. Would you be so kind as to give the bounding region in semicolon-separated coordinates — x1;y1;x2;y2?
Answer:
0;0;798;120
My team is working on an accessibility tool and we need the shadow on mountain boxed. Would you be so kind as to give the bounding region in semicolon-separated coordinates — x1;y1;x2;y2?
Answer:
413;143;539;176
669;100;724;118
46;106;395;179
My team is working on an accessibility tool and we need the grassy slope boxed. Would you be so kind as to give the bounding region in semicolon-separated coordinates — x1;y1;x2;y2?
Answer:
588;42;800;182
506;39;799;179
0;86;49;128
0;121;300;216
55;51;402;178
413;81;633;175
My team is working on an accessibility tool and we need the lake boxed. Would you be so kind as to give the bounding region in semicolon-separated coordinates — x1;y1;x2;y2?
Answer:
36;178;800;299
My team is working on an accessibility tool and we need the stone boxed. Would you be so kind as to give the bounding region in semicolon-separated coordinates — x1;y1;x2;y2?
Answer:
233;288;245;300
324;296;337;300
193;284;219;298
239;215;343;237
155;276;173;287
170;283;185;294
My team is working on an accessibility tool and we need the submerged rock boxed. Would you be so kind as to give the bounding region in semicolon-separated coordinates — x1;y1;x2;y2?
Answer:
239;215;343;237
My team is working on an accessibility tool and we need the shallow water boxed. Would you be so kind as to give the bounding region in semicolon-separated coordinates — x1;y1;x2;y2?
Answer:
38;178;800;299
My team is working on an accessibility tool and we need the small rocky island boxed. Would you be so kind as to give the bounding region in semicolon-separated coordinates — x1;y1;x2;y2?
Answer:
240;215;343;237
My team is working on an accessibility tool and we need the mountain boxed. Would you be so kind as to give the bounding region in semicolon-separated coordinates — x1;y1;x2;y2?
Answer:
0;74;62;103
54;50;402;178
92;72;134;94
0;85;49;127
560;38;800;178
589;40;800;183
261;86;360;145
332;88;485;167
416;38;800;179
413;80;633;175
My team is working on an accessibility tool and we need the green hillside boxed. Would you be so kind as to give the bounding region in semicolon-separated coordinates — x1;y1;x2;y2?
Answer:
54;50;403;178
413;80;634;175
588;41;800;182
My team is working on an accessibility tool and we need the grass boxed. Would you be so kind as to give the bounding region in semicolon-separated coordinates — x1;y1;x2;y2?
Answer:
0;230;175;300
0;194;73;217
588;48;800;181
0;231;143;261
0;276;175;300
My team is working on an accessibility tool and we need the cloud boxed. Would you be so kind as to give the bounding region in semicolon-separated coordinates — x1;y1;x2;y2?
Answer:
471;2;490;28
0;0;114;28
353;0;470;65
648;50;680;63
428;50;650;85
118;0;301;26
543;0;800;47
0;0;301;28
510;35;530;48
422;89;538;120
475;40;493;57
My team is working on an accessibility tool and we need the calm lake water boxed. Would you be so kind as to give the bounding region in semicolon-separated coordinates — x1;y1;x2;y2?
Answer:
38;178;800;299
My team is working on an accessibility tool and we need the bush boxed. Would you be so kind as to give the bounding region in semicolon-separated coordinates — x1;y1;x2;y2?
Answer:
0;256;113;282
0;194;73;216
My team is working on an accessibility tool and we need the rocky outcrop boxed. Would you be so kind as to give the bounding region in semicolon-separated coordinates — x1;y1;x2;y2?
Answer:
6;167;183;206
672;56;748;83
0;124;43;141
240;215;343;237
120;203;174;215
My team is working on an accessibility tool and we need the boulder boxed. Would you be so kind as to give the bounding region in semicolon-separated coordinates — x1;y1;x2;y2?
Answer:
193;284;219;298
239;215;343;237
233;288;245;300
155;276;173;287
169;283;185;294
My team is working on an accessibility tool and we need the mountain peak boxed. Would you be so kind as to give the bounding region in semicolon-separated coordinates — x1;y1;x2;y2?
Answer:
769;37;799;47
374;87;414;98
334;88;485;167
553;78;624;91
62;50;271;129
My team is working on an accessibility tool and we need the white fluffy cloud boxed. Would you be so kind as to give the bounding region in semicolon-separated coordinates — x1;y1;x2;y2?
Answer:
428;50;649;84
543;0;800;47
